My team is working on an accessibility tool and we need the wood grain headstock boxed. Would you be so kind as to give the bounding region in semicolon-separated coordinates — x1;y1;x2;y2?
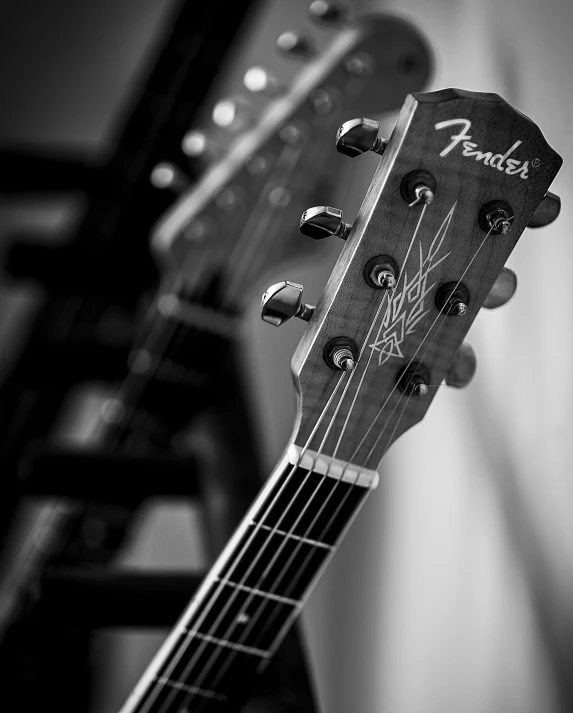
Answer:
150;15;432;312
290;88;562;469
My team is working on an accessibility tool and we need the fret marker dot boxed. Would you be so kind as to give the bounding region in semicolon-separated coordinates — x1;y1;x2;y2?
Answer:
236;612;250;624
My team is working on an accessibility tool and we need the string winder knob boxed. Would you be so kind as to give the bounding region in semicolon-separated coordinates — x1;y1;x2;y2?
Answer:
299;206;351;240
335;118;387;158
445;341;477;389
261;281;315;326
527;191;561;228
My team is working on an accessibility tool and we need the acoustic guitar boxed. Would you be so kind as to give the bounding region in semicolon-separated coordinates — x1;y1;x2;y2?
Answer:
120;87;562;712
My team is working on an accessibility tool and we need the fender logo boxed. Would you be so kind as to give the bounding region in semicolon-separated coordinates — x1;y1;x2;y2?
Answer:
435;118;530;179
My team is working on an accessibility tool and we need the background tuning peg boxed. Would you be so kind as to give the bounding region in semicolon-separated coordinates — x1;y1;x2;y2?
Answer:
212;97;252;133
149;162;189;193
483;267;517;309
336;118;387;158
261;281;315;326
276;30;315;59
527;191;561;228
309;0;350;24
445;341;477;389
243;66;283;97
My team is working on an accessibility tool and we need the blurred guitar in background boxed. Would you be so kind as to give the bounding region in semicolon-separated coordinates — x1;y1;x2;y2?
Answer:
120;87;562;713
0;2;432;711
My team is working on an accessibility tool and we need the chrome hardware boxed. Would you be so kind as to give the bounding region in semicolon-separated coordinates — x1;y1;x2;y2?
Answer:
324;337;359;371
435;282;470;317
400;169;436;207
479;200;514;236
149;162;188;193
309;0;350;24
243;66;283;96
300;206;351;240
336;118;387;158
276;30;315;58
261;281;315;326
212;97;251;132
397;362;431;397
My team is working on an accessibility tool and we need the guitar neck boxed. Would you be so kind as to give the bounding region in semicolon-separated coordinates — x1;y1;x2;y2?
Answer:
122;446;377;711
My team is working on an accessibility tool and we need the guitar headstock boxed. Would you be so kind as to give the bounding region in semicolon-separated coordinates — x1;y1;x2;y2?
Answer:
150;14;431;311
279;88;562;469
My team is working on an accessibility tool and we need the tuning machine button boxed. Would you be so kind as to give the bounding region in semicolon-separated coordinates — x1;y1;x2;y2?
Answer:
276;31;315;59
309;0;350;24
336;118;387;158
300;206;351;240
261;281;315;326
445;341;477;389
483;267;517;309
528;191;561;228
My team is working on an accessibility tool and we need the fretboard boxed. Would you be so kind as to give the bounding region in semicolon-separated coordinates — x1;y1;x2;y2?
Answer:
122;446;378;712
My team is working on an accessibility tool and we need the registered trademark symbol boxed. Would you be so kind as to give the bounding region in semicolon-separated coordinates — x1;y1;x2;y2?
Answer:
532;158;541;168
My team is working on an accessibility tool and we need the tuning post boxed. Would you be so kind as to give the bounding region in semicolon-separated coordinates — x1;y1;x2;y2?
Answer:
401;170;436;207
336;118;387;158
276;30;315;59
343;53;375;77
309;0;350;24
149;162;189;193
243;66;283;97
324;337;358;371
261;281;315;326
364;255;399;290
300;206;351;240
396;362;431;397
435;282;470;316
479;200;514;235
212;97;252;133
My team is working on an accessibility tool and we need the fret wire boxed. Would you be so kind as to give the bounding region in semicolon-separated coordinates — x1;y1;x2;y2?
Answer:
254;522;334;551
217;578;303;608
184;630;270;659
156;677;228;703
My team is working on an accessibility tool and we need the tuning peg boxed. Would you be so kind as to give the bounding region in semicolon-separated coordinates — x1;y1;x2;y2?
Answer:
243;66;283;97
445;341;477;389
309;0;350;24
276;31;316;59
261;281;315;326
482;267;517;309
336;118;387;158
212;97;252;133
527;191;561;228
149;162;189;193
300;206;351;240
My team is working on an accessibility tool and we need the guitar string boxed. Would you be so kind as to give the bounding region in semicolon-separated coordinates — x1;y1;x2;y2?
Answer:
181;227;425;705
225;219;499;671
175;205;430;704
146;197;429;712
172;206;499;709
125;106;352;712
